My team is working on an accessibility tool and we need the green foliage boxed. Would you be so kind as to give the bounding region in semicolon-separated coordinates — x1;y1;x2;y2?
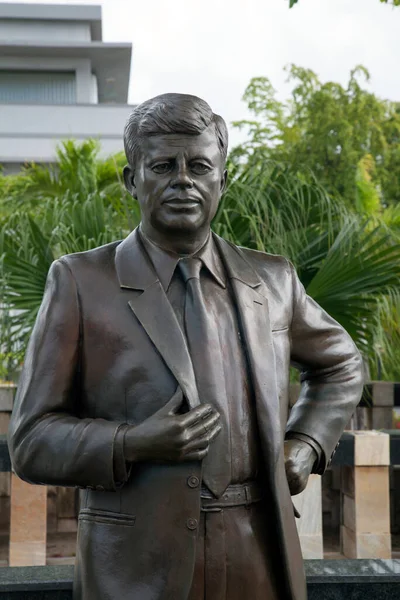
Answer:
1;140;400;381
214;158;400;368
355;155;381;214
231;65;400;379
233;65;400;210
371;292;400;380
0;140;134;217
0;302;25;381
0;140;139;376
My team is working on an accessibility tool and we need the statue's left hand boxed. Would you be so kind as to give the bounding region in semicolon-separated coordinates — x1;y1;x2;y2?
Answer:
284;439;317;496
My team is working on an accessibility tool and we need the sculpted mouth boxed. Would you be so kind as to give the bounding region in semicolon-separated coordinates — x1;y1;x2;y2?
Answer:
164;197;200;202
163;198;201;208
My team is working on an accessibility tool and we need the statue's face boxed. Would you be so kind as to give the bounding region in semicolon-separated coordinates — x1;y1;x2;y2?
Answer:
128;126;227;238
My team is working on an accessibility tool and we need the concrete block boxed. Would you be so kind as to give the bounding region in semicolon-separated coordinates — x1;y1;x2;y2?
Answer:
341;525;391;559
293;474;323;559
343;468;390;534
9;474;47;566
371;382;394;407
340;434;391;559
341;466;354;498
8;541;46;566
371;407;393;430
0;412;10;435
354;431;390;466
0;384;15;411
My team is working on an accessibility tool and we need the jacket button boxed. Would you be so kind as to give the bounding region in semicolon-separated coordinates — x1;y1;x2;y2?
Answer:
187;476;200;489
186;518;198;531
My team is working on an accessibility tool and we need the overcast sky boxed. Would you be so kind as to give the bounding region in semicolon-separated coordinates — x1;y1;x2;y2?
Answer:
7;0;400;149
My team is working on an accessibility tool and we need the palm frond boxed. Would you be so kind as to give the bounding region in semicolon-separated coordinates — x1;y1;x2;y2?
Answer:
215;157;400;362
2;146;400;382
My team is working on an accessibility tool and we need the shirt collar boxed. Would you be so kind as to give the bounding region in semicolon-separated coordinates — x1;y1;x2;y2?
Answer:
138;226;226;291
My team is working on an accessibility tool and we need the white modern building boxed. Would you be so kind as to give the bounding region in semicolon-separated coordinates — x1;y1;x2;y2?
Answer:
0;2;133;172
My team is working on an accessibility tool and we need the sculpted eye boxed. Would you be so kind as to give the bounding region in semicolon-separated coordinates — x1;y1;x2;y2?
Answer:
191;163;211;175
152;163;171;174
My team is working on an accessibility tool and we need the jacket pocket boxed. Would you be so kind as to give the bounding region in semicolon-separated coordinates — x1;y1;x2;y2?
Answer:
79;508;136;526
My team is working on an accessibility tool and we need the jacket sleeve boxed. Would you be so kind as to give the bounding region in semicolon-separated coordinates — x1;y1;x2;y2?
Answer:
8;258;130;491
285;260;364;474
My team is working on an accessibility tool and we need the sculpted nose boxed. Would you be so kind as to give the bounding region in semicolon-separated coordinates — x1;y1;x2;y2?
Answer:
170;166;194;189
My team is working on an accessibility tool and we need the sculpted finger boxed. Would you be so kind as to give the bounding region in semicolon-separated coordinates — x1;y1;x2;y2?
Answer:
184;436;209;453
179;403;216;428
183;448;209;461
207;423;222;443
184;424;222;453
186;413;221;440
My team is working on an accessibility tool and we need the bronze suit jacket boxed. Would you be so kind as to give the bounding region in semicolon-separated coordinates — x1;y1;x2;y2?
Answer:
8;228;363;600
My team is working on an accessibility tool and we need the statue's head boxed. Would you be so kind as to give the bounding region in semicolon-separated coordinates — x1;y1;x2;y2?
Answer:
123;93;228;243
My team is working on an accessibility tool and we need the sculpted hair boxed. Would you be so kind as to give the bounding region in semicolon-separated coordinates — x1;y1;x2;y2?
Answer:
123;93;228;169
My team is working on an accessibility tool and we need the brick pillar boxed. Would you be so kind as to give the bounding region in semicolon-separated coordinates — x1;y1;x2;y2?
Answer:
9;474;47;566
292;474;323;559
341;431;391;559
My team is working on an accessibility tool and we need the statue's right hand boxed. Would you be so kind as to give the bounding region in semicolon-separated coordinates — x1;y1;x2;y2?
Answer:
123;387;221;463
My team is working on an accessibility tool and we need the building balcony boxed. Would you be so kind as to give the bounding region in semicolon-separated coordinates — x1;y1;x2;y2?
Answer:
0;103;134;168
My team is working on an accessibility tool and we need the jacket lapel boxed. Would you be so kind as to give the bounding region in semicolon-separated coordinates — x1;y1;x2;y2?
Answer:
115;228;200;410
213;234;282;466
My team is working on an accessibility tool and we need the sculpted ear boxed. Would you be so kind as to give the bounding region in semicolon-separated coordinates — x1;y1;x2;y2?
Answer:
123;165;137;198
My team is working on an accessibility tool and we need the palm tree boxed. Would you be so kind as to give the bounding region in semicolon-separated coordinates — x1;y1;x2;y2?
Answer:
1;143;400;380
0;140;140;377
213;158;400;377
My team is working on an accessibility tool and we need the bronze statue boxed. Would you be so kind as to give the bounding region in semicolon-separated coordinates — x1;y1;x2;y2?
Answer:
8;94;363;599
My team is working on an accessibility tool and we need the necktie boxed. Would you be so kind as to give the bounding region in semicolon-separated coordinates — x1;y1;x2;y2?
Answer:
179;257;231;497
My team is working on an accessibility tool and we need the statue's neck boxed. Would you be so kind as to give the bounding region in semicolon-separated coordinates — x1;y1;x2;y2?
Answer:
139;223;210;257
